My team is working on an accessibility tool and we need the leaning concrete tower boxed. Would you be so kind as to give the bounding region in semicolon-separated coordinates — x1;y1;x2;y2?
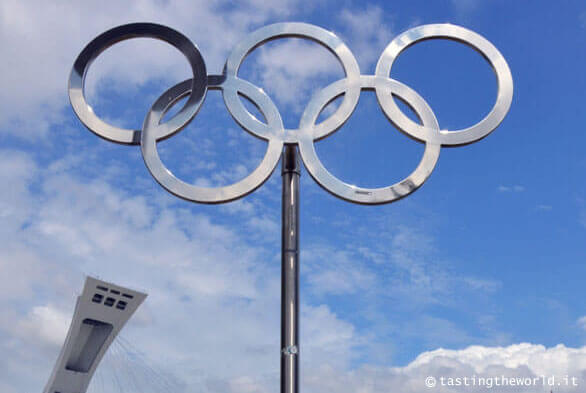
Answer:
43;276;146;393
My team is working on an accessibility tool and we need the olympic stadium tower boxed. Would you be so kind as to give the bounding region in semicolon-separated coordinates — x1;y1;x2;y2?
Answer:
43;276;146;393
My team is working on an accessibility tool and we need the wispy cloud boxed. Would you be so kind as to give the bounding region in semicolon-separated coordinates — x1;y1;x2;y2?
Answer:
337;5;394;72
498;184;525;193
238;5;394;120
306;343;586;393
247;39;342;117
578;198;586;228
0;147;364;391
15;305;71;348
1;2;583;392
0;0;309;139
578;316;586;331
580;11;586;28
451;0;482;15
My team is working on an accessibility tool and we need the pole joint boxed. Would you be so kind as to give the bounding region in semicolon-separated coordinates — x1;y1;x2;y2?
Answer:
281;146;301;176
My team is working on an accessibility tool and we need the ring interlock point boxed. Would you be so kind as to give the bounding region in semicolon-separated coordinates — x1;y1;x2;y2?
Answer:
62;21;513;393
68;22;513;205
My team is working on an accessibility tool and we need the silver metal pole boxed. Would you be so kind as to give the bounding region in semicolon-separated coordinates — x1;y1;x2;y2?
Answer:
281;145;300;393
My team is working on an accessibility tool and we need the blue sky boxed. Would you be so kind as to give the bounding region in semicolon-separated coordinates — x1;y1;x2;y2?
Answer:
1;1;586;392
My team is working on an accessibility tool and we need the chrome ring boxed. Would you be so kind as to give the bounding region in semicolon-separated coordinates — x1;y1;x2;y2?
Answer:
223;22;361;143
298;75;441;205
72;22;513;204
375;24;513;146
68;23;207;145
141;76;283;204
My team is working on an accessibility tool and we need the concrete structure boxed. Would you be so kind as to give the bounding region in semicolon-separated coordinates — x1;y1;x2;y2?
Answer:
43;277;146;393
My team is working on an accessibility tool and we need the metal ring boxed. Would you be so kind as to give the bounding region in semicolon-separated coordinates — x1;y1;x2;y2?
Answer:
141;76;283;204
298;75;441;205
221;75;286;142
72;22;513;204
68;23;207;145
223;22;361;143
375;24;513;146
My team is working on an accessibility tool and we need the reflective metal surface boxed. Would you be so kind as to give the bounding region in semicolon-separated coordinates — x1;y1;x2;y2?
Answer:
69;21;513;393
223;22;361;143
69;23;207;145
375;24;513;146
298;75;441;204
281;146;300;393
69;22;513;204
141;77;283;204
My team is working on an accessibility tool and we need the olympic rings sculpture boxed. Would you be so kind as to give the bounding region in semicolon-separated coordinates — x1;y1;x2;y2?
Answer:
69;22;513;205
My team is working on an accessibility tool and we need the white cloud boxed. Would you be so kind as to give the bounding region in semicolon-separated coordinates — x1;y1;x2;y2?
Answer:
498;185;525;193
462;277;501;292
0;139;581;393
319;343;586;393
302;305;359;370
0;0;397;141
221;199;256;215
451;0;482;15
303;244;377;295
0;4;582;392
578;198;586;228
580;12;586;29
300;343;586;393
0;0;308;139
0;149;38;233
243;5;395;123
301;223;500;310
16;305;71;347
248;215;280;237
0;144;501;391
337;5;394;72
251;39;343;117
409;343;586;382
0;148;369;391
578;316;586;331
